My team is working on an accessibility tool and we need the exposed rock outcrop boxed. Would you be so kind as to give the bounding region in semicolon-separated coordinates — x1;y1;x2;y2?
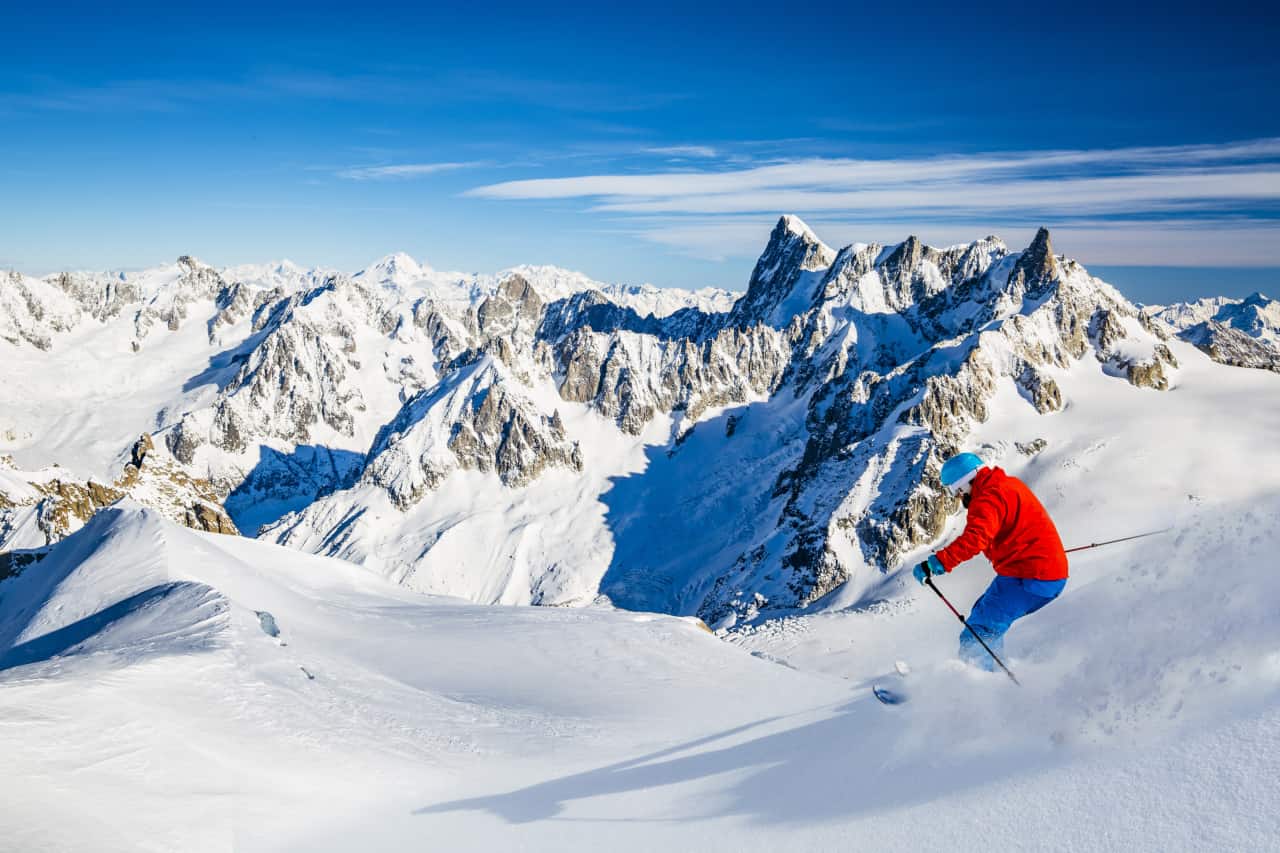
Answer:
0;434;238;558
361;355;582;511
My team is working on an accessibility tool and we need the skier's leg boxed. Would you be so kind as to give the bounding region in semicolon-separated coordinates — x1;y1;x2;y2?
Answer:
959;577;1017;669
960;577;1067;667
1014;577;1067;617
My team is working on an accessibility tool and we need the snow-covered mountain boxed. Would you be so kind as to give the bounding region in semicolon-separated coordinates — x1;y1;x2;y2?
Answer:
3;222;1279;625
1147;290;1280;372
265;219;1197;620
0;254;730;543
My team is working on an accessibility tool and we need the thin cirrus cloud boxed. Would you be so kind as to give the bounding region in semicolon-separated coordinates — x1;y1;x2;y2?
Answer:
466;138;1280;203
463;138;1280;264
644;145;720;158
337;162;484;180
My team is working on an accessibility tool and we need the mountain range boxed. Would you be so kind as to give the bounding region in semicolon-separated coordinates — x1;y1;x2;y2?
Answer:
2;218;1276;626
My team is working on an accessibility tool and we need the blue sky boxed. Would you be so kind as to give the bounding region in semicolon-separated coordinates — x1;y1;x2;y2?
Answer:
2;0;1278;303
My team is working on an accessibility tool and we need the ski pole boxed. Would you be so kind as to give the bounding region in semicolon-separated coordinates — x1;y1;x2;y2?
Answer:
1064;527;1171;554
923;576;1021;686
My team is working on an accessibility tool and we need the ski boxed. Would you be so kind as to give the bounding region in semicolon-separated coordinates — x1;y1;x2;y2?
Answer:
872;660;912;705
872;684;909;705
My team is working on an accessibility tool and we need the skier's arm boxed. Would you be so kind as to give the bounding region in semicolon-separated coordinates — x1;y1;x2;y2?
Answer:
935;492;1003;571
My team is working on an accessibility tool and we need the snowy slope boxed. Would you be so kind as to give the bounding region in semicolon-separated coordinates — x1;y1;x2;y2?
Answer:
2;500;1279;851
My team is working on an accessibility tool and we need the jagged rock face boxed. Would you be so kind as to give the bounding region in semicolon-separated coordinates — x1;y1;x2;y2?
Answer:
244;216;1213;619
1176;321;1280;372
184;503;239;535
164;276;376;466
0;434;237;556
132;256;228;345
1110;343;1179;390
131;433;154;469
1005;227;1059;301
474;274;544;341
0;270;80;350
1016;367;1063;413
727;216;837;329
208;281;257;343
31;478;127;544
350;275;586;507
545;322;792;435
448;377;582;486
361;354;582;511
49;271;140;321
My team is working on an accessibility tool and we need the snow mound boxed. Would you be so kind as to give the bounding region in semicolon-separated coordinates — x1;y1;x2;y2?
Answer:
0;502;229;672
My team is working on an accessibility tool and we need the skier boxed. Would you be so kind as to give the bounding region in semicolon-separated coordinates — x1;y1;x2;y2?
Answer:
912;452;1068;669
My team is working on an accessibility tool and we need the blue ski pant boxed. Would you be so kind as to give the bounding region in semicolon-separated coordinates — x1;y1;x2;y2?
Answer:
959;576;1066;670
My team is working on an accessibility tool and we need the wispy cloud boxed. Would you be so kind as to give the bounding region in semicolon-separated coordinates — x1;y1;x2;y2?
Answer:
337;162;483;180
464;138;1280;264
1;68;690;116
468;139;1280;202
645;145;719;158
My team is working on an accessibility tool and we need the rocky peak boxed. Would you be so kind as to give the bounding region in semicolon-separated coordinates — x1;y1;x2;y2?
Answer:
881;236;926;281
728;215;837;329
779;214;820;241
359;355;582;510
474;274;545;341
1006;227;1058;301
132;257;228;345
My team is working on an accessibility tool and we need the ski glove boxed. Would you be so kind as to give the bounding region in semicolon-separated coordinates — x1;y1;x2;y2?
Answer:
912;554;946;585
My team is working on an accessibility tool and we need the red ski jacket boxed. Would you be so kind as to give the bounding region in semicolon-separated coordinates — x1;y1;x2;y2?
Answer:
935;467;1068;581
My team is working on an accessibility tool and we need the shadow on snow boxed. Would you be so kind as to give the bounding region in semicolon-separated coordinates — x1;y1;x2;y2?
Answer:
413;695;1047;827
225;444;365;536
597;396;807;617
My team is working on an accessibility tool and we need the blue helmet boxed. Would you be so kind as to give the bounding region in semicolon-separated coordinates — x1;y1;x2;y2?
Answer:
939;452;984;494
